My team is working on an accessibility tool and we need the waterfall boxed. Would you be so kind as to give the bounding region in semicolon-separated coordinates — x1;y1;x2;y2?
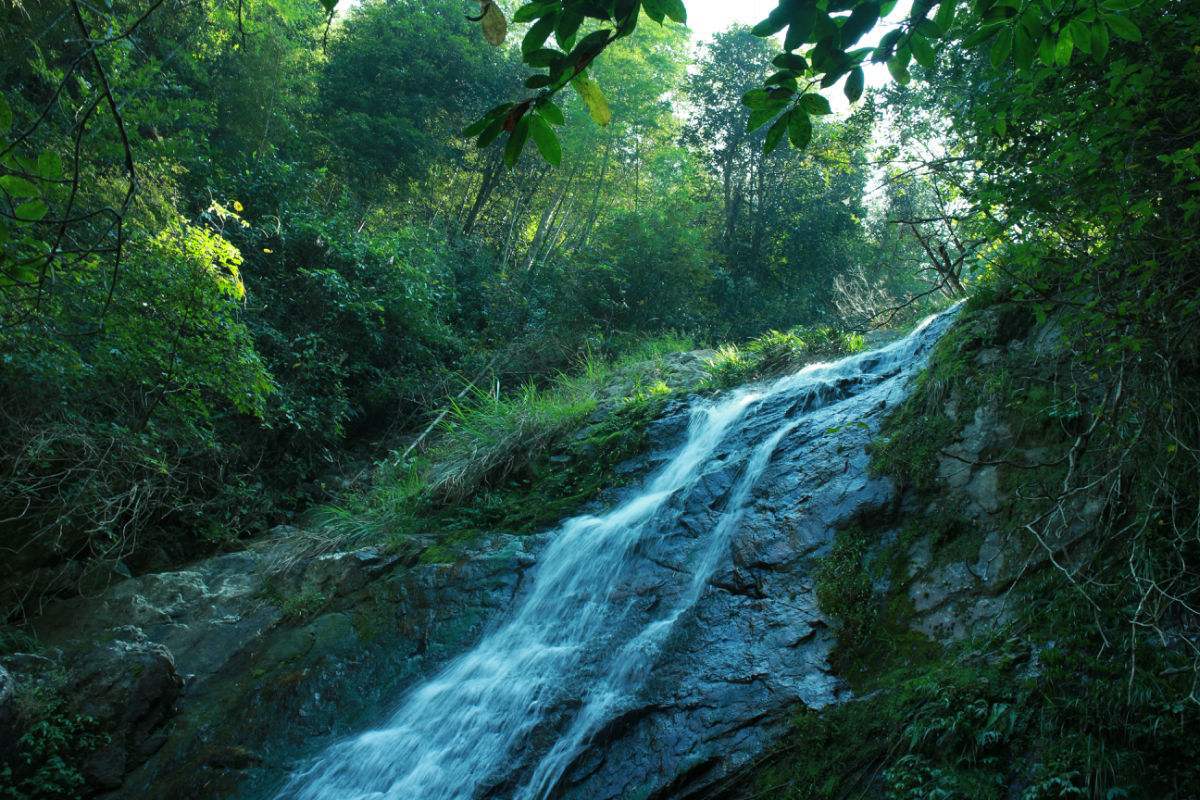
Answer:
274;308;958;800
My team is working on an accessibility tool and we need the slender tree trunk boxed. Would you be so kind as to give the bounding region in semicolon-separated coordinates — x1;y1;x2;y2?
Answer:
574;134;613;253
462;150;502;235
721;152;735;253
524;175;571;271
750;154;766;264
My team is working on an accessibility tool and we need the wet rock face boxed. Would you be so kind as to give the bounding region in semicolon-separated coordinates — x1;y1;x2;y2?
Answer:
20;531;542;799
551;372;905;800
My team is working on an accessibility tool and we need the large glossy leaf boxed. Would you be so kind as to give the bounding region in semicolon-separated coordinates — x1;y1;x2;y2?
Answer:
788;108;813;148
504;116;531;167
528;114;562;165
14;199;48;222
840;2;881;47
800;93;833;115
1103;13;1141;41
844;66;865;102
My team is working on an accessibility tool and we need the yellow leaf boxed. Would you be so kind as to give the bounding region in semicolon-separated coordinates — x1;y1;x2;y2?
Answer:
571;75;612;127
233;200;244;212
262;248;273;253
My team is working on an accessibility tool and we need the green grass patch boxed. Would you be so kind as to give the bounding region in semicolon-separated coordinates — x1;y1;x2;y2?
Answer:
702;325;867;390
309;337;694;556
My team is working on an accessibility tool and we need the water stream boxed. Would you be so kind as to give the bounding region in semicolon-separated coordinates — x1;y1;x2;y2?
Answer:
275;308;957;800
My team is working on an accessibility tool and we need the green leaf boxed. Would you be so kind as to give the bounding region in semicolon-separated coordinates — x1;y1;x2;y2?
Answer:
1103;13;1141;41
1091;21;1110;59
556;10;584;45
14;199;48;222
764;111;790;153
784;4;818;50
1013;24;1035;68
523;14;557;56
961;24;1001;47
788;108;813;149
875;28;904;60
765;71;799;89
525;74;553;88
910;32;936;68
887;46;912;83
513;2;556;23
1069;19;1092;53
0;94;10;134
662;0;687;23
773;53;809;71
643;0;685;23
743;88;783;109
1038;32;1057;66
528;114;562;165
752;5;792;37
643;0;667;23
572;75;612;126
933;0;957;34
525;47;564;67
844;66;865;102
319;0;337;13
478;117;507;148
36;152;62;181
989;28;1012;67
840;2;881;47
463;105;511;138
1018;4;1043;34
748;106;782;132
504;116;531;167
799;93;833;115
0;175;39;198
463;116;493;138
537;101;565;125
1054;28;1074;65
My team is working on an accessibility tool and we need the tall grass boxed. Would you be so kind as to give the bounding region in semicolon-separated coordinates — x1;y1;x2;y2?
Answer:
305;334;698;552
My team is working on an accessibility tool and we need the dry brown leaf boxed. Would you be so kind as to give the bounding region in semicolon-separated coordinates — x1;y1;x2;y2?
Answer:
479;1;507;46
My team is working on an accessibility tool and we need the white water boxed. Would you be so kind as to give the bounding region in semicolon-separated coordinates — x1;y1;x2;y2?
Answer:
275;309;956;800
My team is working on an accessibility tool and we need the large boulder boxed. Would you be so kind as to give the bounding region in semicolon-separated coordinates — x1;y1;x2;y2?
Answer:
69;634;182;789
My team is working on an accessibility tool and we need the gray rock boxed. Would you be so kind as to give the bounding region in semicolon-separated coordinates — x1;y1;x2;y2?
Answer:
68;635;182;789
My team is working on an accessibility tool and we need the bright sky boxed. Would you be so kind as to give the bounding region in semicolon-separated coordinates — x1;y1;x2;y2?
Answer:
682;0;779;42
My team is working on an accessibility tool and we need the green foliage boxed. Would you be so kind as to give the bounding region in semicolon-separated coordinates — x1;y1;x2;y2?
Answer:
318;0;524;191
813;528;875;648
0;683;106;800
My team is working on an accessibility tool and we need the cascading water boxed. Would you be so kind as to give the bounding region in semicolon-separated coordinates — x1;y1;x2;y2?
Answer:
274;307;958;800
